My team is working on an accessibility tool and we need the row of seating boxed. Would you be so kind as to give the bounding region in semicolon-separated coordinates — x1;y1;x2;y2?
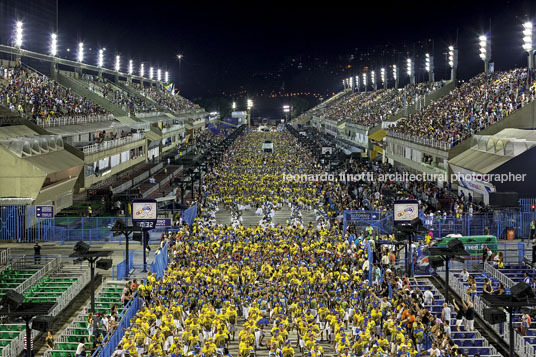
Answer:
410;279;501;356
0;267;38;298
44;281;127;357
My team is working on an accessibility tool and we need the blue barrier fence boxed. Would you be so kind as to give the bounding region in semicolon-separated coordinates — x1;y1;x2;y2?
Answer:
344;209;536;239
113;251;134;280
93;296;142;357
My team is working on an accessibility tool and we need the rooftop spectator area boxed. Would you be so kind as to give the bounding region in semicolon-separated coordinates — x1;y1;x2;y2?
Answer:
0;65;109;124
124;81;197;114
73;73;160;115
389;68;536;147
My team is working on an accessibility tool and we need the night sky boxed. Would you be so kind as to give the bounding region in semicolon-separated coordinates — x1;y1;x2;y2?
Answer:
57;1;536;114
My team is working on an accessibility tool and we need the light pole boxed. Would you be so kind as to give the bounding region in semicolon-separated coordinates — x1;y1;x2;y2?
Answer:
448;45;458;81
176;54;183;90
362;72;367;93
406;58;415;85
247;99;253;128
425;53;434;83
355;75;360;93
393;64;399;89
371;70;377;90
523;22;535;69
380;68;386;89
479;34;491;74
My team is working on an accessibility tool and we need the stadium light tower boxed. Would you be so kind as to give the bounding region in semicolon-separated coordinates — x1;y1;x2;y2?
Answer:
349;76;354;92
355;75;360;93
140;63;144;78
115;55;120;72
425;53;434;83
380;68;386;89
97;49;105;68
14;21;23;48
523;21;535;69
232;102;236;111
77;42;84;63
283;104;291;122
362;72;367;93
157;69;162;82
149;67;154;80
165;71;169;83
371;70;377;90
479;34;491;74
393;64;399;89
406;58;415;85
448;45;458;81
128;60;133;75
50;33;57;57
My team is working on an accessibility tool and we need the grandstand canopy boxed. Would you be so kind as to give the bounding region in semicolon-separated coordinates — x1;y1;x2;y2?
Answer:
450;129;536;174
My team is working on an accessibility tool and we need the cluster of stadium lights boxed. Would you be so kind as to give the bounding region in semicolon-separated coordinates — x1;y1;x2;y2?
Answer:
342;20;536;88
7;21;174;82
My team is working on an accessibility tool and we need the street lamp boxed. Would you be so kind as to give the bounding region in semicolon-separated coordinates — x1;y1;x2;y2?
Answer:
448;45;458;81
14;21;23;48
97;49;105;68
50;34;57;57
393;64;399;89
406;58;415;85
479;34;491;74
425;53;434;82
77;42;84;63
523;22;534;69
115;55;121;72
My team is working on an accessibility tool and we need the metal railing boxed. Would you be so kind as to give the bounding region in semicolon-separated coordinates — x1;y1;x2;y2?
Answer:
36;114;115;127
484;262;516;288
49;268;91;317
1;326;39;357
14;256;60;294
162;123;184;134
0;248;10;265
387;131;451;151
82;133;145;155
135;111;164;118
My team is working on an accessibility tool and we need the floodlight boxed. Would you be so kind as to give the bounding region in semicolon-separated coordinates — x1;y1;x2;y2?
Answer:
149;67;154;79
14;21;23;48
115;55;120;72
165;71;169;83
98;49;104;67
78;42;84;62
140;63;145;77
50;33;57;56
128;59;133;75
523;22;533;52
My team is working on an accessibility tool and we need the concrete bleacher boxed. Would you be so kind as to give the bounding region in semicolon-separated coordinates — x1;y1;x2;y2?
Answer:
0;256;90;357
44;281;127;357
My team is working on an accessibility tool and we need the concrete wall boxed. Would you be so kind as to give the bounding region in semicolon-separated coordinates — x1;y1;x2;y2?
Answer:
0;148;45;200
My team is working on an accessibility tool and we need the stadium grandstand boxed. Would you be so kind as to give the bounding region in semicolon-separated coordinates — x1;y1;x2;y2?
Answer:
1;3;536;357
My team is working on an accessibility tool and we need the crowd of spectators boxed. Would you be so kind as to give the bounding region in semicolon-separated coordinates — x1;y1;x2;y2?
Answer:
0;65;108;122
82;74;159;115
136;84;197;114
302;82;443;127
389;68;536;146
